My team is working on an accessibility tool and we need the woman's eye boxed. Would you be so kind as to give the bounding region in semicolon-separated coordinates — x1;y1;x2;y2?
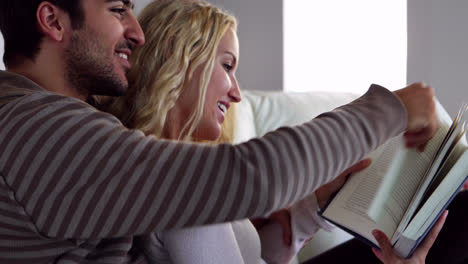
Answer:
223;64;233;72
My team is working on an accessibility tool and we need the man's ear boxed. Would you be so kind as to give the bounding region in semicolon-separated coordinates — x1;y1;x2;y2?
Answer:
36;2;70;42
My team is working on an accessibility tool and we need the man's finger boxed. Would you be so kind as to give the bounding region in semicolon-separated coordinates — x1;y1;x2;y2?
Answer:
404;129;436;151
342;158;372;175
417;143;427;152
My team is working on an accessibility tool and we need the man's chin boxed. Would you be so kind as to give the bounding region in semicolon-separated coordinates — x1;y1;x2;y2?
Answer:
88;77;128;97
95;85;128;97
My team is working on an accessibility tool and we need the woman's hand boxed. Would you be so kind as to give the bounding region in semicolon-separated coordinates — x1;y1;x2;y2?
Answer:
371;210;448;264
268;209;292;246
251;209;292;246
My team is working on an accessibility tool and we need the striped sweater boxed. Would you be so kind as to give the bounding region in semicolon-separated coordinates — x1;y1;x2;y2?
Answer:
0;70;406;263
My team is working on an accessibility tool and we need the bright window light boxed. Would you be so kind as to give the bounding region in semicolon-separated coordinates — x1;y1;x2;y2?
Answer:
284;1;407;94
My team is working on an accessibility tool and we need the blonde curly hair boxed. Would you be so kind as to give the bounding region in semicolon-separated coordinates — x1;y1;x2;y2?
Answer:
104;0;238;143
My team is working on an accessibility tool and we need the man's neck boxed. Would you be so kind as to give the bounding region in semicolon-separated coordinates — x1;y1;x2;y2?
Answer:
7;59;88;102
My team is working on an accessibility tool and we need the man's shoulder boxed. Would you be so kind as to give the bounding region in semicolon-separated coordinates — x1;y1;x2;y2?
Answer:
0;70;94;110
0;70;76;108
0;70;43;106
0;71;122;127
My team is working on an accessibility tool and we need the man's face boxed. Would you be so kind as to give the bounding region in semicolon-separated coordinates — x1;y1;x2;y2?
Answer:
64;0;144;97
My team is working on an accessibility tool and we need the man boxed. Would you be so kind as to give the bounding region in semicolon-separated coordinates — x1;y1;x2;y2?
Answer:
0;0;438;263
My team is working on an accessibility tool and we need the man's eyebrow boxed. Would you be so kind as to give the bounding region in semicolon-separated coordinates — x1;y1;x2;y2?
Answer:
106;0;135;10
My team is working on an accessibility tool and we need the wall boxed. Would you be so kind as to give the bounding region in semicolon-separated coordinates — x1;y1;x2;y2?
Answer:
136;0;468;115
212;0;283;91
407;0;468;117
0;33;4;70
134;0;283;91
2;1;466;111
0;0;283;89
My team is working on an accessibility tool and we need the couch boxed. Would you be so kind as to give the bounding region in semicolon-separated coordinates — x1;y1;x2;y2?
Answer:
232;90;360;263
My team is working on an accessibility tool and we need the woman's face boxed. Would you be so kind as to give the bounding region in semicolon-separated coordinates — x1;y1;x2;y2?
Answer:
175;28;241;141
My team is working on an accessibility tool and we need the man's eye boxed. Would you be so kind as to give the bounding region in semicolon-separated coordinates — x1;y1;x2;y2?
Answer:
111;8;127;16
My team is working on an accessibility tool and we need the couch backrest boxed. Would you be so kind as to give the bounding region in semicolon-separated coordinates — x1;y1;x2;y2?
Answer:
233;90;359;144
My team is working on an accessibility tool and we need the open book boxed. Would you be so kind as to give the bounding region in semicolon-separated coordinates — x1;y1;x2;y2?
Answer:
320;102;468;258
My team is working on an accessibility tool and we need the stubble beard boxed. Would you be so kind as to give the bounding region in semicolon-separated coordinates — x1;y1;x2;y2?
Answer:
64;28;128;98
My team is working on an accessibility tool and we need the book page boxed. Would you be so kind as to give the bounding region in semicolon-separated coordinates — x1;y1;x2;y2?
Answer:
323;121;450;244
420;134;467;203
403;146;468;240
395;105;468;240
322;142;402;240
322;102;467;251
369;127;447;241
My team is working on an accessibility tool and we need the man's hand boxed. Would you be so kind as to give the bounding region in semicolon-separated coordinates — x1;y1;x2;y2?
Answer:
393;83;439;152
371;210;448;264
315;158;372;208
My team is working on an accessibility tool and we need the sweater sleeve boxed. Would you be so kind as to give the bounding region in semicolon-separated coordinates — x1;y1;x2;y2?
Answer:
0;84;407;239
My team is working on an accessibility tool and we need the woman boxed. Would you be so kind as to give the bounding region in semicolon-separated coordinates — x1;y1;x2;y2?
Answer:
104;1;317;262
103;0;447;263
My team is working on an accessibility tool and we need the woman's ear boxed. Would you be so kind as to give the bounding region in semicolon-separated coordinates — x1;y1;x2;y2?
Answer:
36;2;69;42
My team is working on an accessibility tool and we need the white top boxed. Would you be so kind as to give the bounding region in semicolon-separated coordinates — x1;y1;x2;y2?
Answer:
138;194;334;264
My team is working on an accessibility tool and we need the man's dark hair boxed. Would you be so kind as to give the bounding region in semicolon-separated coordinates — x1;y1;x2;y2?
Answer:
0;0;84;67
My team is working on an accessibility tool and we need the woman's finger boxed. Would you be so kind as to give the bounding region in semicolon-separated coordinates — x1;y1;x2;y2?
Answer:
372;229;397;262
269;209;292;246
412;210;448;258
